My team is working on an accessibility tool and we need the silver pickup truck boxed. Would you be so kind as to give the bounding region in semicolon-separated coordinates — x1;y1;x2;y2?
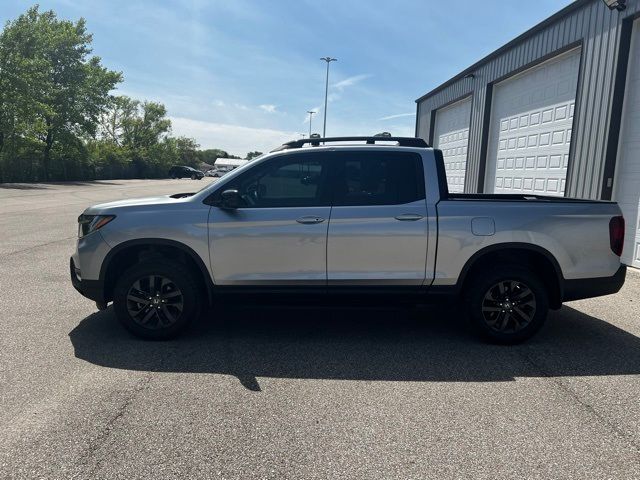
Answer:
71;136;627;343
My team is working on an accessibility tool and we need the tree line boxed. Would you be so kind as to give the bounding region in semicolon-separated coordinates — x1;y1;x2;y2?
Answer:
0;6;255;183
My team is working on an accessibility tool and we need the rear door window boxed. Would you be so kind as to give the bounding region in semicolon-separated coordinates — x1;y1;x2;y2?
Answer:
331;151;425;206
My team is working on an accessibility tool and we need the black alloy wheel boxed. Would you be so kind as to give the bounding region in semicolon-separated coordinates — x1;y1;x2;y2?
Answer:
113;261;201;339
480;280;536;334
465;265;549;344
126;274;184;329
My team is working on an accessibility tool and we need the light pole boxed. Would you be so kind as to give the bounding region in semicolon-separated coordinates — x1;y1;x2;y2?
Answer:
320;57;337;137
306;110;315;137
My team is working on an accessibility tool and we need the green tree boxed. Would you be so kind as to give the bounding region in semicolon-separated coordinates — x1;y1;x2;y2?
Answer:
98;95;138;146
0;7;48;180
174;136;200;167
0;6;121;180
196;148;240;164
246;151;263;160
95;96;200;178
123;101;171;151
1;6;222;183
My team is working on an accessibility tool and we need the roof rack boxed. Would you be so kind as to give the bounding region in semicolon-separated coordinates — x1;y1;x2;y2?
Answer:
272;136;430;151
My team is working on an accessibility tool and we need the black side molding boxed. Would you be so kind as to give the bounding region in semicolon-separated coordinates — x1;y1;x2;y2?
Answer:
70;257;105;304
563;265;626;302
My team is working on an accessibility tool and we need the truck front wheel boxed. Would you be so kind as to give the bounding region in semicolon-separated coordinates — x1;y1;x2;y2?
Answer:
465;266;549;344
113;261;200;339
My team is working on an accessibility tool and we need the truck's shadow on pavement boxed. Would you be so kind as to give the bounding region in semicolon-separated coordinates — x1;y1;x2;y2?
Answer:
69;302;640;391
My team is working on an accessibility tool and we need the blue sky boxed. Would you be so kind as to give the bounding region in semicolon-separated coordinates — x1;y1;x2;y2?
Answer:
3;0;572;156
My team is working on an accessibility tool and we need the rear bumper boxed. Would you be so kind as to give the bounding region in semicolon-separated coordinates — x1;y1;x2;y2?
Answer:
70;257;105;303
562;265;626;302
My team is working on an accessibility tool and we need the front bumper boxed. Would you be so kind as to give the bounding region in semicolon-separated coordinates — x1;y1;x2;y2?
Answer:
70;257;105;304
563;265;627;302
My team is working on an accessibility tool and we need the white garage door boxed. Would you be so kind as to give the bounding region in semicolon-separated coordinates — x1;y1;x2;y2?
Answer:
433;97;472;193
614;19;640;268
485;48;581;196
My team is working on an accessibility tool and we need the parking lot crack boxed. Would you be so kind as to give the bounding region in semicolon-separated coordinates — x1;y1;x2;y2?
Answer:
71;347;178;477
0;235;76;259
71;372;152;477
517;350;640;454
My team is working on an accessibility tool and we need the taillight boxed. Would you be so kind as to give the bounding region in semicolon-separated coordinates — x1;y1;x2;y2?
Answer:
609;216;625;256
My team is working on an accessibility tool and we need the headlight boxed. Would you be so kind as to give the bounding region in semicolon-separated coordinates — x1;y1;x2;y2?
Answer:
78;214;115;238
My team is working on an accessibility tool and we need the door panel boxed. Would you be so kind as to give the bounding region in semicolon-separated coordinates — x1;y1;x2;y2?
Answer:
327;201;428;285
209;206;330;285
208;153;331;285
326;151;429;285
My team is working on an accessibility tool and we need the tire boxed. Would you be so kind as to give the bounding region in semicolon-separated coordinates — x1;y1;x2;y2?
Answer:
464;265;548;344
113;260;201;340
191;174;197;180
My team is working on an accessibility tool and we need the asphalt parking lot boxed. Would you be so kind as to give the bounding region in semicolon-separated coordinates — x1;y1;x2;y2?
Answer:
1;179;639;479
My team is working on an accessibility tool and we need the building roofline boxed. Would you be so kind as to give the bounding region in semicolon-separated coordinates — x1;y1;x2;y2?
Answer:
415;0;593;103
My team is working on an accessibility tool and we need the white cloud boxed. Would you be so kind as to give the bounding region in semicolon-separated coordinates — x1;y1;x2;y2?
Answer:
332;74;372;90
170;117;297;156
383;125;415;137
259;104;277;113
326;74;372;103
378;113;415;121
213;100;226;107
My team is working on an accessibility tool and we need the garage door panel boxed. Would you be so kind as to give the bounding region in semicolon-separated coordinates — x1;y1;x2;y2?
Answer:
615;18;640;268
433;97;471;193
486;48;580;196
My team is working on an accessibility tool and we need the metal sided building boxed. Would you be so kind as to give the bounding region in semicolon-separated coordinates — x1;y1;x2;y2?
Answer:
415;0;640;268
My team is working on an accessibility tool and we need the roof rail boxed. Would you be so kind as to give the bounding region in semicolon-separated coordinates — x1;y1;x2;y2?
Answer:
272;136;430;151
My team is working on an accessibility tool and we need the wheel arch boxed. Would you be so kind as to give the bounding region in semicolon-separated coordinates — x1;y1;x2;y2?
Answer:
100;238;214;304
457;243;564;309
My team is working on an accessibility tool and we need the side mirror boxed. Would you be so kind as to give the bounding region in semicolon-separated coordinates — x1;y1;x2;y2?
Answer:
220;189;241;209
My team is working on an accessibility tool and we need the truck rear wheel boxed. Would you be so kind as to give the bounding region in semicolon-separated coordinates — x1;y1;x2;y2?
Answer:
465;266;548;344
113;261;200;339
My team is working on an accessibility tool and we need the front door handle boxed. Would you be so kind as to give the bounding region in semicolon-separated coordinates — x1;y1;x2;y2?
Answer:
296;215;325;224
394;213;425;221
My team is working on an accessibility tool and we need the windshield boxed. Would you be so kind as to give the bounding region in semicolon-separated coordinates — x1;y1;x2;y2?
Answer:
194;155;269;195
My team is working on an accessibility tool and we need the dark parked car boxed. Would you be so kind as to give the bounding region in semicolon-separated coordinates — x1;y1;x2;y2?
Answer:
168;166;204;180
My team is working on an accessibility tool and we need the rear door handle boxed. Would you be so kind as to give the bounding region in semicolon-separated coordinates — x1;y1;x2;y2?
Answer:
394;213;425;221
296;215;325;224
